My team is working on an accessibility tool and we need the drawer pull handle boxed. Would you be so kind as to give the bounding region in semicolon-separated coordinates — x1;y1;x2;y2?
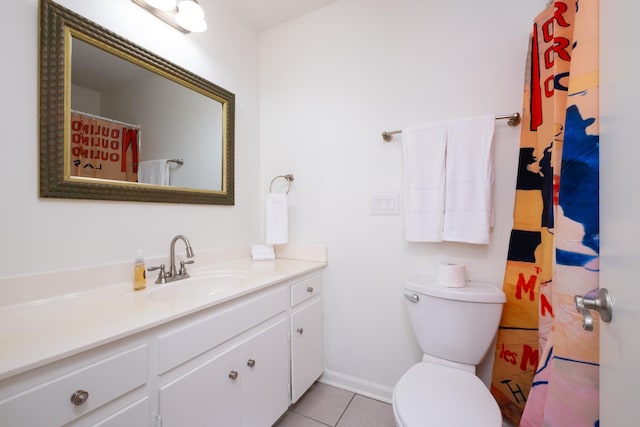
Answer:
228;370;238;380
297;328;304;334
247;359;256;368
70;390;89;406
307;286;314;293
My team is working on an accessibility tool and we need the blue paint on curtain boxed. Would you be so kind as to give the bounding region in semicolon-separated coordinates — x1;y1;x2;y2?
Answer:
558;104;600;261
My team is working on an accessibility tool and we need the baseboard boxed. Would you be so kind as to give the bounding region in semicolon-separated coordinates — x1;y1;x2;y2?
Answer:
319;369;394;404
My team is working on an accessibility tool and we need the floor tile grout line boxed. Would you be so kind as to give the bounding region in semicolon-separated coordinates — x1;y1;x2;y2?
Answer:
288;408;335;426
333;393;357;427
277;385;396;427
280;408;329;426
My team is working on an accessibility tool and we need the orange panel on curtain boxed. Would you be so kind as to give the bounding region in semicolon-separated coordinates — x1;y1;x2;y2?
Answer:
490;1;599;426
70;111;139;182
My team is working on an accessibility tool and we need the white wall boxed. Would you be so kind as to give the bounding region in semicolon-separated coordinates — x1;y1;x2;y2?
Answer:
71;84;101;114
260;0;544;398
0;0;261;276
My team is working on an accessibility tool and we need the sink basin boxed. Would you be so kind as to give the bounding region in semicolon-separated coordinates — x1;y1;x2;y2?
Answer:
145;273;247;302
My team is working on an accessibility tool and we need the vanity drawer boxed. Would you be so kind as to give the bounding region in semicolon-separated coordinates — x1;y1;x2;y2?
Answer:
291;274;323;307
0;344;147;426
157;286;288;374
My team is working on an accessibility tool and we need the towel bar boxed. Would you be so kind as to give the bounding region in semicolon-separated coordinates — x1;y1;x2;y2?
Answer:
381;112;521;142
269;174;295;194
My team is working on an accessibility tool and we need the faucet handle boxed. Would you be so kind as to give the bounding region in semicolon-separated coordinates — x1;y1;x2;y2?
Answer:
148;264;167;284
179;260;194;276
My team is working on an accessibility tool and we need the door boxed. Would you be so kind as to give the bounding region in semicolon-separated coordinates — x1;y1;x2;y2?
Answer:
159;347;241;427
599;1;640;425
291;297;324;403
241;317;290;427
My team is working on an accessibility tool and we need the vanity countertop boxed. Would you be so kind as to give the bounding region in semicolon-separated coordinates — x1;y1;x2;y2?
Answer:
0;257;326;382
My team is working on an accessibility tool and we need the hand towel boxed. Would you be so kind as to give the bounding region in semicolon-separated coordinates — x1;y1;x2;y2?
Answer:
138;159;170;186
265;193;288;245
251;244;275;261
443;116;495;244
402;123;447;242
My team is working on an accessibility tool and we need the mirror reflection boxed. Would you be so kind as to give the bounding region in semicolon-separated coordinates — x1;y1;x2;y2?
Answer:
70;37;223;191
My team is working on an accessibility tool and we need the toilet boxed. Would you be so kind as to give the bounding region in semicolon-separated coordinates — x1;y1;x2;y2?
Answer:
392;275;506;427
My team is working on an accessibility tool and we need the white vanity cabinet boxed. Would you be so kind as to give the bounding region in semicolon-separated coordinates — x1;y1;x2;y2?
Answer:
290;274;324;403
0;267;325;427
157;286;291;427
0;342;149;427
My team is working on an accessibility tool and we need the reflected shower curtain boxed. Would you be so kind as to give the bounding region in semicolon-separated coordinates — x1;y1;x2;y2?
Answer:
490;1;599;426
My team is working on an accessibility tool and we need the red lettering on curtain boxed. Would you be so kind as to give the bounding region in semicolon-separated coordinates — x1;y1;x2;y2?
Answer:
121;128;139;173
530;24;543;131
540;293;554;318
520;345;539;371
515;274;537;302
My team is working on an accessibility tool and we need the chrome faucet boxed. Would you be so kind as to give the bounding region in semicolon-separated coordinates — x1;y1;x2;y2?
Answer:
169;234;194;278
149;234;195;284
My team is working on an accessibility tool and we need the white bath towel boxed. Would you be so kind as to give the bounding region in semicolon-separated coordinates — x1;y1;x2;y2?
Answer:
265;193;289;245
443;116;495;244
402;123;447;242
138;159;170;186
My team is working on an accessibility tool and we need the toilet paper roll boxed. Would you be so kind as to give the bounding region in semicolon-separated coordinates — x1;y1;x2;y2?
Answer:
437;263;467;288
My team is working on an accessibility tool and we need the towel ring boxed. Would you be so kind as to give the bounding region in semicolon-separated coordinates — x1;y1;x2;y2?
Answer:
270;174;295;194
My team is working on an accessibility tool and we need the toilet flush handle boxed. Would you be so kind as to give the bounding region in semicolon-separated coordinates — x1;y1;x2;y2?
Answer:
404;293;419;303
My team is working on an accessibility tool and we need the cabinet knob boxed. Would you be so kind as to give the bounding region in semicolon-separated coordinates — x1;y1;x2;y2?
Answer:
228;370;238;380
297;327;304;334
247;358;256;368
70;390;89;406
307;286;314;293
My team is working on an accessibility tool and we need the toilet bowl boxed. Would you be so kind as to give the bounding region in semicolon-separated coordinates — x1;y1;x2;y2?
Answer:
393;275;506;427
393;363;502;426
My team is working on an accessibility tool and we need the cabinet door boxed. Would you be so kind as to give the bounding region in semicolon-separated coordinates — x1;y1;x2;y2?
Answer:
241;317;290;427
291;297;324;402
159;346;241;427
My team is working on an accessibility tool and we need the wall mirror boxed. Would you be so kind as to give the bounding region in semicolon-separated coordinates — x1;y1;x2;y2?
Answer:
39;0;235;204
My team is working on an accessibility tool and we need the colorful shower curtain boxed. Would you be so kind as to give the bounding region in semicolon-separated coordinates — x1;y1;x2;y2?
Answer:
490;1;599;426
70;111;140;182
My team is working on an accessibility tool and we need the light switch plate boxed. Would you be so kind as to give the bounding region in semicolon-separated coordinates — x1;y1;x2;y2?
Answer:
370;193;400;215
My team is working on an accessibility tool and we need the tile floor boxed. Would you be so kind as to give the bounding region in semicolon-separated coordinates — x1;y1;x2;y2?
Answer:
274;382;395;427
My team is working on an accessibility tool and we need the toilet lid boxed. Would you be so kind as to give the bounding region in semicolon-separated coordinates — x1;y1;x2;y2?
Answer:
393;363;502;427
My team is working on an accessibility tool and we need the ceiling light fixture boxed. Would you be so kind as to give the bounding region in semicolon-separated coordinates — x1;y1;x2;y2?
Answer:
131;0;207;34
175;0;207;33
144;0;177;11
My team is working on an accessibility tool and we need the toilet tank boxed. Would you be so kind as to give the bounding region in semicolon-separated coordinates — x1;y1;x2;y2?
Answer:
404;275;506;366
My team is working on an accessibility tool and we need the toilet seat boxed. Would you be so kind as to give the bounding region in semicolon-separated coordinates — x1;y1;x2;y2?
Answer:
393;363;502;427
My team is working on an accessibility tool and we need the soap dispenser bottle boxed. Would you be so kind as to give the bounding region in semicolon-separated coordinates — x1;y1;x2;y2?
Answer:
133;250;147;291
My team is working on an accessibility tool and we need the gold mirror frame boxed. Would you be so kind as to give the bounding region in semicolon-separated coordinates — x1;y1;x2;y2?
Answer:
39;0;235;205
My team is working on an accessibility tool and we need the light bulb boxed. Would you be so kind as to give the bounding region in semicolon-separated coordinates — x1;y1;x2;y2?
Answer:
144;0;177;11
176;0;207;32
178;0;205;18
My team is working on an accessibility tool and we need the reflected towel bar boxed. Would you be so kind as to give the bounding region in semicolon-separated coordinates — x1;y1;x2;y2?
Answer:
381;112;521;142
168;159;184;165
